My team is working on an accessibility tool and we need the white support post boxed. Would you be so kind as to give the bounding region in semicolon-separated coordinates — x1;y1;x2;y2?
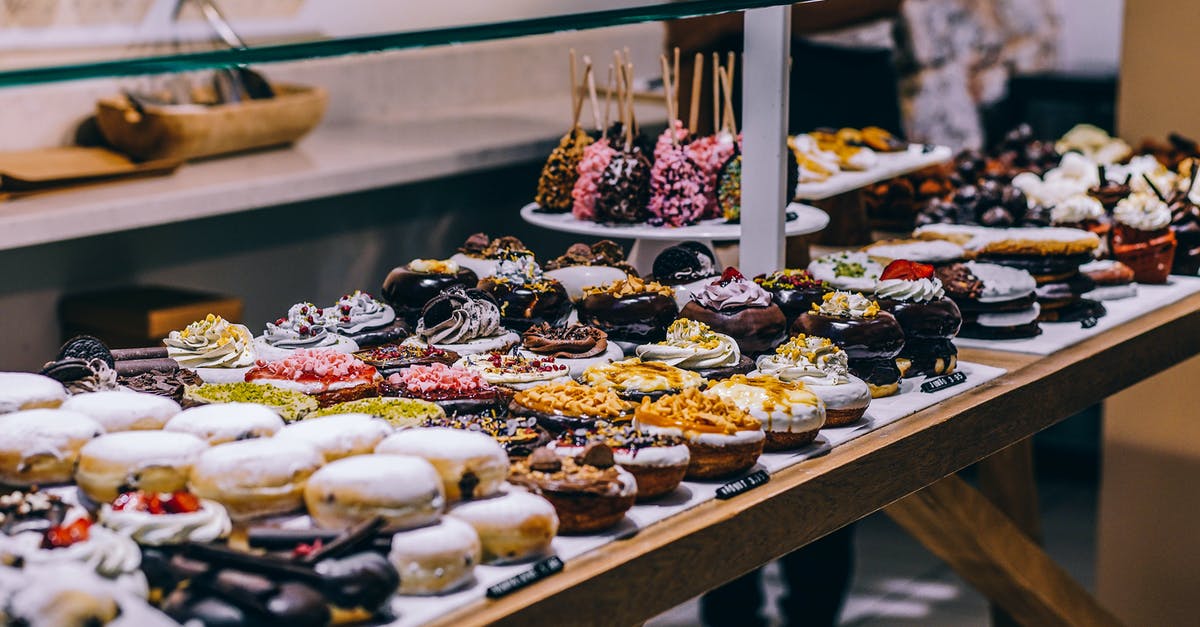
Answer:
739;5;792;276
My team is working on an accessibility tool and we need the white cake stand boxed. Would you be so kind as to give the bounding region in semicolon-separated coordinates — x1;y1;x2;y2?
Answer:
520;202;829;274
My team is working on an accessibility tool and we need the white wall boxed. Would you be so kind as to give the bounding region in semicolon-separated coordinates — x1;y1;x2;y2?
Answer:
1056;0;1124;72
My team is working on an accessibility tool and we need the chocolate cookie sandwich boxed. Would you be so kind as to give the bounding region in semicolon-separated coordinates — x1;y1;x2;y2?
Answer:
543;240;635;299
577;276;679;348
651;242;720;307
508;380;634;433
476;253;572;332
380;363;507;415
753;335;871;426
581;358;705;402
873;260;962;378
936;262;1042;339
324;291;407;348
550;421;690;501
705;375;825;451
450;233;532;278
508;445;637;534
455;352;571;391
793;292;905;398
254;302;359;362
520;322;623;378
679;268;788;356
406;286;520;356
1080;260;1137;300
807;252;883;293
633;388;765;480
754;269;829;326
635;319;752;380
383;259;479;326
353;342;459;377
422;410;551;459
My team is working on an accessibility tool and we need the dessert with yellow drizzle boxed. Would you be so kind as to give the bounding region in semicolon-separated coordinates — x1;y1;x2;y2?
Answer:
792;291;906;398
705;375;826;450
753;335;871;426
580;358;705;402
634;388;765;479
634;319;752;379
508;381;634;433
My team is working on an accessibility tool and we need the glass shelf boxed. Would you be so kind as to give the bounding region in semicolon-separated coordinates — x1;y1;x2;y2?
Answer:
0;0;802;88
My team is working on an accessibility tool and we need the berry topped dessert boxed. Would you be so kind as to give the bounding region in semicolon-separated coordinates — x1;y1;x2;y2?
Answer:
382;258;479;326
793;291;905;398
381;362;506;415
323;291;406;348
679;267;788;356
100;489;231;546
476;253;573;332
353;342;459;377
254;302;359;362
244;348;381;407
520;322;622;378
754;269;829;326
873;260;962;377
455;352;571;391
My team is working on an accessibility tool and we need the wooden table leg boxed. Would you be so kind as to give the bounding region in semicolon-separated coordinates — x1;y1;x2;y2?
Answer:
884;474;1123;627
978;438;1042;627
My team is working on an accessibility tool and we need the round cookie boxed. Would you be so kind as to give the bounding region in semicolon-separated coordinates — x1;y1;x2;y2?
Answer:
76;431;209;503
0;409;104;486
164;403;285;445
274;413;393;461
62;390;181;432
374;428;508;502
447;489;559;564
0;372;67;414
388;517;482;595
304;454;444;532
189;439;324;520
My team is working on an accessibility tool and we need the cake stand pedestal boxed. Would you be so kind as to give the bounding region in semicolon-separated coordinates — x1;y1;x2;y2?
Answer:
520;202;829;274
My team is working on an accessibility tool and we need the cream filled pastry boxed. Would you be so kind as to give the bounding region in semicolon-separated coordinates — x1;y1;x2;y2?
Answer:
75;431;209;503
274;413;393;461
163;315;256;382
324;291;406;348
0;372;67;414
446;488;559;563
581;358;706;402
189;438;325;520
633;388;765;479
244;348;381;407
163;402;284;444
0;516;146;597
304;454;445;532
60;390;180;432
388;517;481;595
455;352;570;391
808;252;884;292
0;409;104;486
375;428;509;502
254;302;358;362
753;335;871;426
705;375;825;451
635;319;750;379
678;268;788;356
407;286;520;355
99;489;232;546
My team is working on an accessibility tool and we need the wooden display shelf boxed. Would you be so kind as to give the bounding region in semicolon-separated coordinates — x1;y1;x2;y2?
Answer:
426;292;1200;626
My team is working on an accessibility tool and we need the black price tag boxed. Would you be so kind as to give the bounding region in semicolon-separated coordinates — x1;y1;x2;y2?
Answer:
921;371;968;393
1080;316;1098;329
486;556;564;599
716;470;770;499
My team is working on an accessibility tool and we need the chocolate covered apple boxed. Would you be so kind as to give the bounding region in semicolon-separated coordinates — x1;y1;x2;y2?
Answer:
678;268;787;356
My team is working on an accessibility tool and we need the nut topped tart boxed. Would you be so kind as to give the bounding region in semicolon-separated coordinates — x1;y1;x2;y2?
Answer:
807;252;884;292
253;302;359;362
405;286;521;356
323;290;407;348
455;352;570;391
581;357;705;402
99;489;231;546
244;349;381;407
183;382;319;422
793;291;906;398
382;258;479;325
508;445;637;534
421;410;551;458
476;253;573;332
754;268;829;325
678;268;789;356
380;362;507;415
353;342;459;376
521;322;624;377
635;319;752;380
450;233;532;278
550;421;690;500
705;375;825;451
577;276;679;347
753;335;871;427
509;381;635;433
634;388;765;479
873;260;962;378
164;314;256;383
311;397;444;428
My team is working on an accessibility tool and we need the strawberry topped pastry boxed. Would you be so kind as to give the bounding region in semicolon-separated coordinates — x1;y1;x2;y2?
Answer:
679;268;788;356
456;352;571;391
244;348;381;407
873;260;962;378
380;362;506;415
99;489;232;546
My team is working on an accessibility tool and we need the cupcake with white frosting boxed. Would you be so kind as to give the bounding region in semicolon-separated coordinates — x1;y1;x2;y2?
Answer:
635;319;752;380
1112;192;1177;284
163;314;256;384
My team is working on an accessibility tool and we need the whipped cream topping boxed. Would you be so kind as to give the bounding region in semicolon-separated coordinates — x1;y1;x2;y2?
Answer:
164;314;255;369
1051;195;1105;225
808;252;882;291
0;523;142;583
875;277;945;303
408;259;460;274
326;291;396;335
492;253;547;286
635;319;741;369
691;275;773;311
416;288;503;345
1114;193;1171;231
99;499;232;546
753;334;849;386
1113;154;1177;197
261;302;340;350
811;291;880;318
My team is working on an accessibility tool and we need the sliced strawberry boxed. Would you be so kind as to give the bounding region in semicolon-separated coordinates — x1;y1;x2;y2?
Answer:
720;267;745;283
146;493;165;515
111;491;147;512
42;518;91;549
881;259;935;281
163;491;201;514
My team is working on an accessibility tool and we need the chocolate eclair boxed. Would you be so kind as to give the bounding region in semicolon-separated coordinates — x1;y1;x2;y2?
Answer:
382;258;479;326
679;268;788;356
754;269;829;326
476;253;573;332
873;260;962;378
793;291;905;397
577;276;679;347
508;445;638;533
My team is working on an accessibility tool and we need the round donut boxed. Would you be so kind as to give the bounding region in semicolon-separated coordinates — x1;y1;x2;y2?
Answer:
189;438;324;520
446;489;558;563
388;517;481;595
0;372;67;414
62;390;181;432
274;413;393;461
0;409;104;486
164;403;284;445
303;454;444;532
76;431;209;503
374;428;508;502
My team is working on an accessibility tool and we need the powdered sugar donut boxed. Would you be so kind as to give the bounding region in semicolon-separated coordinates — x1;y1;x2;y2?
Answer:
164;403;284;445
0;372;67;414
274;413;392;461
446;489;558;563
388;517;481;595
62;390;180;432
76;431;208;503
304;454;444;532
189;438;324;520
0;409;104;486
374;428;508;502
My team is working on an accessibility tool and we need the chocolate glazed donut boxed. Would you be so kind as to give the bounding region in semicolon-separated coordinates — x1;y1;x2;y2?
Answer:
480;280;573;333
878;298;962;378
766;287;828;326
577;292;679;344
382;267;479;326
678;302;788;356
792;311;905;385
